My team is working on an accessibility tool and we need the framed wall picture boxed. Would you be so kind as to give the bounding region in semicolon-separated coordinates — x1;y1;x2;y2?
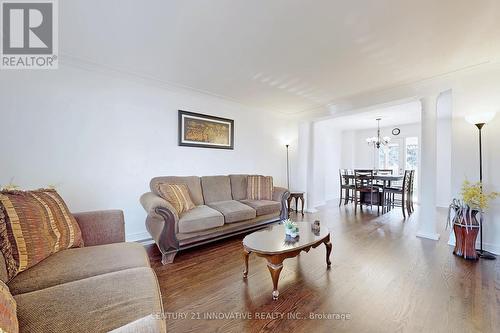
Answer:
178;110;234;149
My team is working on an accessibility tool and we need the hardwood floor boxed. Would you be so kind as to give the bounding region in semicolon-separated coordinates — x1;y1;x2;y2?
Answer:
146;203;500;333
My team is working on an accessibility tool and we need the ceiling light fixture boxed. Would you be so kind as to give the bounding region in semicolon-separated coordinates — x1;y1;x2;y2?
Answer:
366;118;391;149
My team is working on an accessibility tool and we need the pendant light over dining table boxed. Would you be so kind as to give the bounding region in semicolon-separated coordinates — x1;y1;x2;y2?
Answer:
366;118;391;148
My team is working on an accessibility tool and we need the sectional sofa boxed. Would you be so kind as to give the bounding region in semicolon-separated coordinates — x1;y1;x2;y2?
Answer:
140;175;290;264
4;210;166;333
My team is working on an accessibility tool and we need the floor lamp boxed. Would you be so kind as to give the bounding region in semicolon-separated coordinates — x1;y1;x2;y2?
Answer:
286;144;290;190
465;112;497;260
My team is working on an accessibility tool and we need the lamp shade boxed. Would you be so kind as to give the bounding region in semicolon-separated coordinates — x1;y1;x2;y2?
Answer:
465;112;496;125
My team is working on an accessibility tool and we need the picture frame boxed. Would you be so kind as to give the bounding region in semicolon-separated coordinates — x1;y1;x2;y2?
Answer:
178;110;234;149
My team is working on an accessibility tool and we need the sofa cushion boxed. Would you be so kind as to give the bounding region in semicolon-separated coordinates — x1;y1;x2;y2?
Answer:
150;176;204;205
0;280;18;333
0;189;84;281
201;176;232;204
110;315;165;333
14;267;165;333
247;176;274;200
208;200;256;224
178;205;224;233
229;175;248;200
156;183;195;214
240;200;281;216
8;242;150;295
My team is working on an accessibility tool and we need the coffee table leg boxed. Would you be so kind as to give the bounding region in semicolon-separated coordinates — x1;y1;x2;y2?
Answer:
325;241;332;267
266;261;283;300
243;249;251;278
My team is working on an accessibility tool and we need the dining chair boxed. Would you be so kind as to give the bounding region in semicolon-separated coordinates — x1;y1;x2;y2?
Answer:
383;170;412;218
354;170;380;214
339;169;355;206
373;169;393;188
407;170;416;213
375;169;393;175
354;169;374;173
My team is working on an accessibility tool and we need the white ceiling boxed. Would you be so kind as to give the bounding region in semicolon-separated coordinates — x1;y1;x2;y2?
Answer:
324;101;421;130
60;0;500;114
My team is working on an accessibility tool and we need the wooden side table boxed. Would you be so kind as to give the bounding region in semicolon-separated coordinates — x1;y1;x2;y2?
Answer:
287;191;305;216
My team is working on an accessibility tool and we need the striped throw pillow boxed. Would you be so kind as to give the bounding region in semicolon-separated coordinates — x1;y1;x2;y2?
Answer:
0;281;18;333
247;176;273;200
157;184;195;215
0;189;84;281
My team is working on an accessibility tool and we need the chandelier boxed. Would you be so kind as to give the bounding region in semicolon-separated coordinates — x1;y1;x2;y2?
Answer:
366;118;391;149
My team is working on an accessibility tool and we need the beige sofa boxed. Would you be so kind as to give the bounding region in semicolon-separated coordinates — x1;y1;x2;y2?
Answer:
3;210;166;333
140;175;290;264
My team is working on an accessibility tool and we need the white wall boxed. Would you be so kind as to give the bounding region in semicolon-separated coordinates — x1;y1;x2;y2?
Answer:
436;91;453;208
0;65;295;241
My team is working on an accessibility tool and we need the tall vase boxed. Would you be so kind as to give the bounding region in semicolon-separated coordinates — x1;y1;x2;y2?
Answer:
453;223;464;257
453;209;480;260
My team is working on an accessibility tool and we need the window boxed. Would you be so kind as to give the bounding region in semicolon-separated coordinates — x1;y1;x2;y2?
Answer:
378;142;400;174
405;137;418;170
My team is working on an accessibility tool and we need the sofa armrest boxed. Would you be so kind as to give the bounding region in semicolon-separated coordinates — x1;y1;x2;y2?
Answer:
140;192;179;221
273;186;290;220
140;192;180;263
273;186;288;202
72;210;125;246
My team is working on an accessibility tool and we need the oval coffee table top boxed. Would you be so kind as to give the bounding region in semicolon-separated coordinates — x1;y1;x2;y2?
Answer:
243;222;329;255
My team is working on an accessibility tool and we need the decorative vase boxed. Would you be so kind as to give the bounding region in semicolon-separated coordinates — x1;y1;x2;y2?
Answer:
453;209;480;260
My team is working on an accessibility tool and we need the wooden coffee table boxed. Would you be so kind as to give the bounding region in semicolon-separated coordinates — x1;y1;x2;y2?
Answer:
242;222;332;300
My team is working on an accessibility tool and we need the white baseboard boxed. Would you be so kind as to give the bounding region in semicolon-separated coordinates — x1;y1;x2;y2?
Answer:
313;201;326;208
126;231;153;243
447;233;500;255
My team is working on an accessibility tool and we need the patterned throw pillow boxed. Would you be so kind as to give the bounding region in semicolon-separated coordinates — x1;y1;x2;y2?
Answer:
156;184;195;215
0;281;18;333
0;189;84;281
247;176;273;200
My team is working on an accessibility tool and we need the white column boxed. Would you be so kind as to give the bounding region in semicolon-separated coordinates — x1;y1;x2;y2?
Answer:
417;94;440;240
296;121;317;212
305;121;318;213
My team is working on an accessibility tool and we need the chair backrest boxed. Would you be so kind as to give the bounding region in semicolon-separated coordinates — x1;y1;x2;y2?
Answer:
375;169;393;175
354;169;373;173
339;169;350;186
407;170;416;195
402;170;413;194
354;170;374;188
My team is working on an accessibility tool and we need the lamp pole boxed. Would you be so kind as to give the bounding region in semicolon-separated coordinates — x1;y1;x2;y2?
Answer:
475;123;496;260
286;144;290;190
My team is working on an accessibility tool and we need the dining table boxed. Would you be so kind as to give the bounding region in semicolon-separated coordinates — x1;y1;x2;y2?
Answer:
343;173;404;211
343;174;403;186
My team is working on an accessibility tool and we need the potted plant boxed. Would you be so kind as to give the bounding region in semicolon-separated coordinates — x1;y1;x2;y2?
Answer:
447;181;499;260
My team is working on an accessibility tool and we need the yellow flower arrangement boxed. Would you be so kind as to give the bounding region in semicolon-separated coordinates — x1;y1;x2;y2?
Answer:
461;180;500;211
